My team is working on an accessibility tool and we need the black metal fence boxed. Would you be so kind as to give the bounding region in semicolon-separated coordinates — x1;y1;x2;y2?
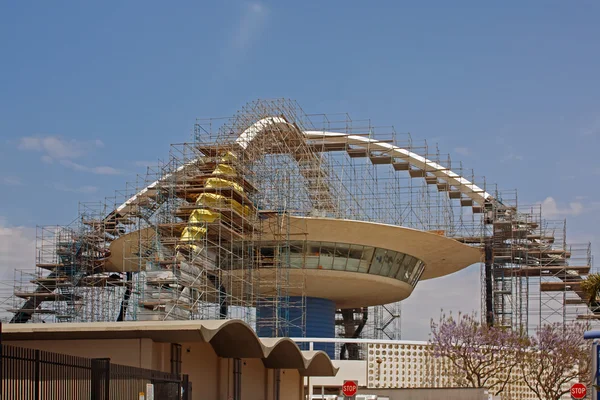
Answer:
1;344;191;399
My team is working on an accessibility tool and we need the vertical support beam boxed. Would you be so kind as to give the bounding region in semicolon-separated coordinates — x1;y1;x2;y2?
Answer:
485;239;494;326
308;342;314;399
274;369;281;400
0;322;3;398
182;374;191;400
233;358;242;400
34;349;40;400
91;358;110;400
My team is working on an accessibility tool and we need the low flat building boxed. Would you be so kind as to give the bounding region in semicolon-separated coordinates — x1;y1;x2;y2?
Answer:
2;319;338;400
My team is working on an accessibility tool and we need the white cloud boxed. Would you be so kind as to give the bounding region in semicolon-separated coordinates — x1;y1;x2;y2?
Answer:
17;135;118;174
232;2;269;51
59;159;121;175
401;264;481;340
2;176;22;186
454;147;470;156
0;218;36;282
134;161;158;168
52;183;98;194
91;166;120;175
17;135;99;159
503;152;524;162
540;196;585;218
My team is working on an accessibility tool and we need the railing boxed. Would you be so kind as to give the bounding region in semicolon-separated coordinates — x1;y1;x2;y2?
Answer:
0;323;191;400
292;337;428;361
2;344;93;399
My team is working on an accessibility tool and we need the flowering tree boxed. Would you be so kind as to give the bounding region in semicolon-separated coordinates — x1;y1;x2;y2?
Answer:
430;312;524;396
520;323;590;400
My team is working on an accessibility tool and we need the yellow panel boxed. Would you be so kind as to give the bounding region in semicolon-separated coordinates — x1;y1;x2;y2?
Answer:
189;209;220;224
205;177;244;194
212;164;236;176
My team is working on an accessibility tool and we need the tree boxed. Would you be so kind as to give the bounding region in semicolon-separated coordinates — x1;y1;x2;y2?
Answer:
581;273;600;311
520;323;590;400
430;312;524;396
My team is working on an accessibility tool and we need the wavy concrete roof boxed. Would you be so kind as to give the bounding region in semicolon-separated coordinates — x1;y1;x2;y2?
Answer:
1;319;338;376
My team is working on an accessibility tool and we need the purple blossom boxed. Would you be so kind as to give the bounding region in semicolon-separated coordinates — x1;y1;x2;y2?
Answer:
429;313;590;400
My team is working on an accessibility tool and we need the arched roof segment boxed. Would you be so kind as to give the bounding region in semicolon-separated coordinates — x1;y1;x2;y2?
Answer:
106;115;494;223
303;130;492;205
1;320;338;377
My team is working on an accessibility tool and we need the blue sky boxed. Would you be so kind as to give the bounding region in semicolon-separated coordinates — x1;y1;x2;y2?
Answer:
1;1;599;337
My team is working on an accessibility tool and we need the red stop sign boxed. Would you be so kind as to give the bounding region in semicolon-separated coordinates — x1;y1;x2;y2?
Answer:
571;383;587;399
342;380;358;397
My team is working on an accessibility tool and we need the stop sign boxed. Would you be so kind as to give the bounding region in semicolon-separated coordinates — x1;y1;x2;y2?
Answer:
342;380;358;397
571;383;587;399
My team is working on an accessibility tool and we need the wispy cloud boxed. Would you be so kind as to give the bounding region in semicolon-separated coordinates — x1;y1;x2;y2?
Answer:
539;196;586;218
59;160;121;175
51;183;99;194
454;147;470;156
501;152;524;162
134;161;159;168
220;2;269;73
2;176;22;186
232;2;269;51
0;218;36;281
18;136;101;160
18;135;119;174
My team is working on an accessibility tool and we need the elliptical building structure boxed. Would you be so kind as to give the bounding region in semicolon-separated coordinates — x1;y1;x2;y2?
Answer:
4;100;595;352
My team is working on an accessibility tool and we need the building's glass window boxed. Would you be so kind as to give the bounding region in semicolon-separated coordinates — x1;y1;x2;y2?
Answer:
305;242;321;268
380;250;395;277
245;240;425;287
369;248;387;275
359;246;375;273
333;243;351;271
399;255;415;281
346;244;364;272
410;260;425;286
288;241;305;268
318;242;336;269
389;252;405;278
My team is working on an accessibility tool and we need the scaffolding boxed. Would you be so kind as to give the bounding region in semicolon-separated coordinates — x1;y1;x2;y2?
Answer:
3;98;596;338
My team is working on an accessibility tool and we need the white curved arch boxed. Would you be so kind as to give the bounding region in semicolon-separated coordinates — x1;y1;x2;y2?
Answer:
107;116;493;221
304;130;492;204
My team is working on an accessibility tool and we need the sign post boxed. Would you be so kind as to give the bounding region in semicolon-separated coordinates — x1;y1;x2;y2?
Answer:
342;380;358;400
145;383;154;400
571;383;587;399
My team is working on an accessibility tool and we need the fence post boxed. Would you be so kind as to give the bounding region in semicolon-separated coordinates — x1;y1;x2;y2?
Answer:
91;358;110;400
34;349;40;400
0;322;3;398
182;374;191;400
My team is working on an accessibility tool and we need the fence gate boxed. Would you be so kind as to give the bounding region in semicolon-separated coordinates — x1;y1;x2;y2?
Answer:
1;342;189;399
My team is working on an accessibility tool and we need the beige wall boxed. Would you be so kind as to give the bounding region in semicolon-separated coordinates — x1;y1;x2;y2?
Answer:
241;358;267;400
281;369;302;400
152;341;170;371
179;341;220;400
5;339;303;400
7;338;154;368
